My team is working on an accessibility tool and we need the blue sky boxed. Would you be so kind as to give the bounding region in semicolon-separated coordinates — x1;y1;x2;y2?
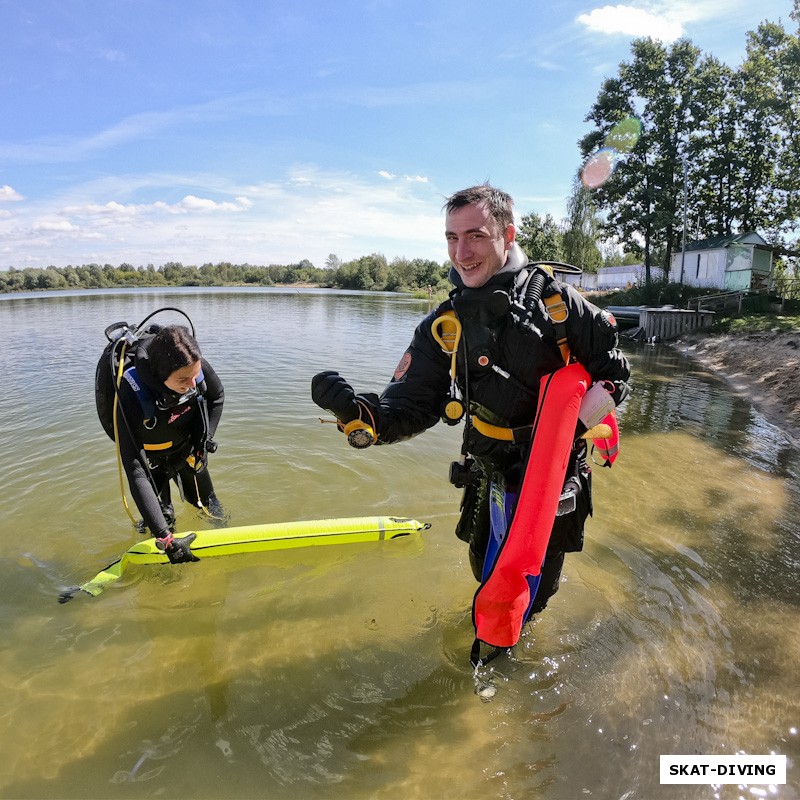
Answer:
1;0;795;269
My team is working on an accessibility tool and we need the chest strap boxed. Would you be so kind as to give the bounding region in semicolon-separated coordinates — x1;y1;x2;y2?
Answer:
471;415;533;443
473;414;613;444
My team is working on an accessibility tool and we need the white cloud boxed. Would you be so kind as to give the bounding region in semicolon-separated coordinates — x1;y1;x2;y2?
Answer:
577;5;685;41
61;196;251;220
172;195;250;213
62;200;137;219
1;185;24;202
33;220;78;233
0;166;447;268
655;0;750;25
378;170;396;180
98;48;126;63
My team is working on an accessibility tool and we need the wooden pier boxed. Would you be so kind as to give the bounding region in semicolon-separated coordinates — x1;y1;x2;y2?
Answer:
637;308;715;341
609;305;716;342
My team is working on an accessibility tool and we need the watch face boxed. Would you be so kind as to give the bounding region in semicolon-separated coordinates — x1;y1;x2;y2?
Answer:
348;428;374;448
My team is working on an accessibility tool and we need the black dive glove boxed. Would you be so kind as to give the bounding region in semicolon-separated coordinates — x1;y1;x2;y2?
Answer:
157;532;200;564
311;371;359;423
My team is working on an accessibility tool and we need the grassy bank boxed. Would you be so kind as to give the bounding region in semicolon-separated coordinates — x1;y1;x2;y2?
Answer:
709;313;800;334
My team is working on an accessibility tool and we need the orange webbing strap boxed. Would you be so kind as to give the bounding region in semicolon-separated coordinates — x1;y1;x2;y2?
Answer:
543;292;571;365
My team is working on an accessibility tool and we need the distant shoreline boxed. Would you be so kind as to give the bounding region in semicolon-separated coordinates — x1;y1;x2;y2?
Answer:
0;281;325;294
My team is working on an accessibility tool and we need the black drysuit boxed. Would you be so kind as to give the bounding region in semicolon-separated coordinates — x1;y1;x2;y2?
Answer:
355;244;631;612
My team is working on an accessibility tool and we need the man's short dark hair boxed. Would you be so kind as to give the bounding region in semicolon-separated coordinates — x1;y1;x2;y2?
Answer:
443;183;514;232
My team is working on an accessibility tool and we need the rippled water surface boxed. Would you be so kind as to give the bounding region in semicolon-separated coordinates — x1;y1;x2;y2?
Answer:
1;288;798;799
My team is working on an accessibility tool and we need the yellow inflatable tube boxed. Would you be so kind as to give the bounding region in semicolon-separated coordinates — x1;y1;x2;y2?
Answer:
67;516;430;600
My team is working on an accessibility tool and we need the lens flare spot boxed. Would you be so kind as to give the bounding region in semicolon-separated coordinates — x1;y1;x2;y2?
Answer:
580;148;616;188
605;116;642;153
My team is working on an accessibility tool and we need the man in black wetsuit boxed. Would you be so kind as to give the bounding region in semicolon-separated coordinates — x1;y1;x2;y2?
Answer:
312;183;631;618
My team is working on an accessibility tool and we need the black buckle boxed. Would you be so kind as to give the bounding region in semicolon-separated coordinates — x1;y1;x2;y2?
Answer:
449;459;479;488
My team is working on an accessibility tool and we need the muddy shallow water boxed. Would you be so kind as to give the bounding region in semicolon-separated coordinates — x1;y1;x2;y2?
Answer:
1;288;797;799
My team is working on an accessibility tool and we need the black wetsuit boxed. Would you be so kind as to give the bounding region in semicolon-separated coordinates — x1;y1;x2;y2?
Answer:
115;345;224;538
355;244;631;613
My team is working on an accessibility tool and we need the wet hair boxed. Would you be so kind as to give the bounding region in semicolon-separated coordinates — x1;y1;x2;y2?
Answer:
147;325;202;382
443;183;514;233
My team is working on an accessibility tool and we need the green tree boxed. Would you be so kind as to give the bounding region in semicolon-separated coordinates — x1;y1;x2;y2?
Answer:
335;254;388;290
385;257;416;291
581;38;702;283
199;262;224;285
583;17;800;280
37;267;67;289
738;19;800;235
411;258;447;287
561;180;602;272
516;212;564;262
3;268;25;291
685;55;739;238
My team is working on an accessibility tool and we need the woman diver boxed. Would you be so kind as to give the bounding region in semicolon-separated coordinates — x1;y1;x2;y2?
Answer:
100;320;226;563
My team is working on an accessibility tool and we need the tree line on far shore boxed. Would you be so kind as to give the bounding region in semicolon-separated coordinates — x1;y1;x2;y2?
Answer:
0;226;642;296
0;256;448;295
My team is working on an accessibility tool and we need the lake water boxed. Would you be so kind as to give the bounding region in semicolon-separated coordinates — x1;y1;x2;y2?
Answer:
1;287;798;799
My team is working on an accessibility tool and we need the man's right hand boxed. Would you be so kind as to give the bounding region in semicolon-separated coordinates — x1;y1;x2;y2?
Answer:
311;371;359;423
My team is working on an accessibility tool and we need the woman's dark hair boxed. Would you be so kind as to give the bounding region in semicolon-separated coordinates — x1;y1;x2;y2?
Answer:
147;325;202;382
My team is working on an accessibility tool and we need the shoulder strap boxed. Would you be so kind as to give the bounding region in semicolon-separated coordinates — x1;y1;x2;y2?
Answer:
542;291;571;365
122;367;157;421
519;266;572;365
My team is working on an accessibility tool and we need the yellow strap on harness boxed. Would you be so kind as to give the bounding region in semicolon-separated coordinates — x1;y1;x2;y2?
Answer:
471;415;519;442
143;441;173;451
472;416;612;442
543;292;571;365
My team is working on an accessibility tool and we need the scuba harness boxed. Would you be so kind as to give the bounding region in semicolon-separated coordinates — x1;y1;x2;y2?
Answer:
324;262;566;454
96;307;219;527
438;261;577;487
433;261;616;480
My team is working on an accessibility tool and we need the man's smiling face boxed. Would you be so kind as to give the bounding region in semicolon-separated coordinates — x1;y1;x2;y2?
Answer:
445;201;515;288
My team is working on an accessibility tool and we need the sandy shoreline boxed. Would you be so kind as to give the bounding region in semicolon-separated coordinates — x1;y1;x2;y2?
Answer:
669;329;800;444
